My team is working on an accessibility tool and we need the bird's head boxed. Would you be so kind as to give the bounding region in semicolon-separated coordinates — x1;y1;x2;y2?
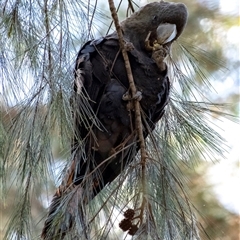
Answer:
121;1;188;50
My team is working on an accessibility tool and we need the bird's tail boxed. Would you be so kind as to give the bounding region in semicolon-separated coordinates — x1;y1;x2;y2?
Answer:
41;159;87;239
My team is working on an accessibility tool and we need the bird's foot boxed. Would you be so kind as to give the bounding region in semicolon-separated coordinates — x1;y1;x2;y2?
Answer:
152;47;169;71
124;41;134;51
122;91;142;101
123;91;142;111
152;46;168;58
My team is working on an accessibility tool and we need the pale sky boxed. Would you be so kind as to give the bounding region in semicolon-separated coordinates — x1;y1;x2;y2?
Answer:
220;0;239;14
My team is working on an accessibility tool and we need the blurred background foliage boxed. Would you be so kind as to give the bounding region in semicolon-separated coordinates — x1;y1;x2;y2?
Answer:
0;0;239;239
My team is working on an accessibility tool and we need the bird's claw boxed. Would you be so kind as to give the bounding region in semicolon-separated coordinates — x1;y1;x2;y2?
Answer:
133;91;142;101
124;42;134;51
122;92;130;101
152;47;168;59
122;91;142;101
151;48;168;71
123;91;142;111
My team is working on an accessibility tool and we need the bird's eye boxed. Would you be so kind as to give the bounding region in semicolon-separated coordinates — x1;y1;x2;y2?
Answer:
152;15;158;24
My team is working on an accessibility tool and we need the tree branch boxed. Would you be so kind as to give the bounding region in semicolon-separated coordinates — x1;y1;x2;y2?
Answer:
108;0;148;226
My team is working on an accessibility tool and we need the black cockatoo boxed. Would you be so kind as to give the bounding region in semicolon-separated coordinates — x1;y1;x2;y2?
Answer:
42;1;188;238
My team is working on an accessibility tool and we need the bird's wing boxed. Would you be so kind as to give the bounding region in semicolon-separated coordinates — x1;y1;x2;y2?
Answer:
41;35;170;239
72;35;170;188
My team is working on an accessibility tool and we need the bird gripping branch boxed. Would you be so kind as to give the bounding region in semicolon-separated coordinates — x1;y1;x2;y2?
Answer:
41;1;188;239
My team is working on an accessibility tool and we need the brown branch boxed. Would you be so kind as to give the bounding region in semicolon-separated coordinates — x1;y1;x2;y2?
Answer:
108;0;148;223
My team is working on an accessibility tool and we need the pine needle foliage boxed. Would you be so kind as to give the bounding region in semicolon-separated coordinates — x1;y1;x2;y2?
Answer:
0;0;235;239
